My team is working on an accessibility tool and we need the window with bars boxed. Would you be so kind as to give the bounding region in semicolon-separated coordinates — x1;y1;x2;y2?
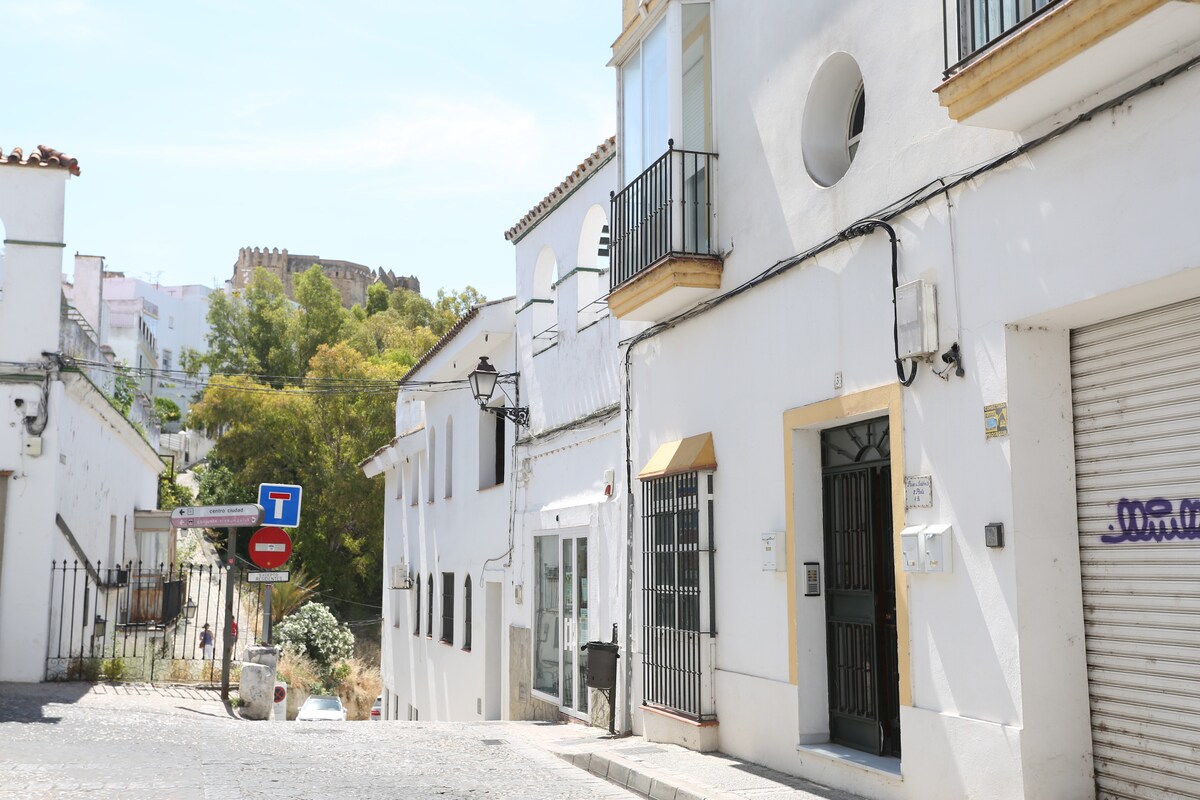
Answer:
641;470;716;720
413;573;421;636
426;574;434;637
440;572;454;644
463;575;473;651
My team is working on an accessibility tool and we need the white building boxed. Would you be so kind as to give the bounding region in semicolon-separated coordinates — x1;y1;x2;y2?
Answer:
362;297;516;722
101;273;213;424
0;146;163;682
64;259;216;468
503;138;632;729
605;1;1200;799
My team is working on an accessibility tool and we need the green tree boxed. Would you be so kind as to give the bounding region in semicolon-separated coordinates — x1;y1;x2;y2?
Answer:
365;282;389;316
295;265;347;374
203;269;296;382
158;471;196;509
154;396;181;423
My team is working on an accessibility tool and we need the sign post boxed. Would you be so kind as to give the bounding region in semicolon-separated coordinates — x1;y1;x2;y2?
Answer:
255;484;302;648
221;526;237;702
249;525;294;645
167;505;264;702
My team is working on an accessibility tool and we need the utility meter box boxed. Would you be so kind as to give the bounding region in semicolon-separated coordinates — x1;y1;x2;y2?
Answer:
922;524;954;573
761;532;786;572
900;526;925;573
896;279;938;359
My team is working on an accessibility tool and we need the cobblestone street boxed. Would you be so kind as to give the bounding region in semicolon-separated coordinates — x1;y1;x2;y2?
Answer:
0;683;636;800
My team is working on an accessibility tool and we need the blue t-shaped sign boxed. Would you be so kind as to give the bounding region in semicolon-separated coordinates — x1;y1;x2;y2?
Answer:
257;483;303;528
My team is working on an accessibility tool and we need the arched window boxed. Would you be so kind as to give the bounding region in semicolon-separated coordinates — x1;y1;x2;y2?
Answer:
531;246;557;352
426;574;434;637
444;416;454;498
462;575;473;652
575;205;610;330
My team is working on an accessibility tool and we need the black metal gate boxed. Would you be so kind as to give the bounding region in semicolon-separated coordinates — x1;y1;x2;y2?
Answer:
45;560;269;682
821;418;900;757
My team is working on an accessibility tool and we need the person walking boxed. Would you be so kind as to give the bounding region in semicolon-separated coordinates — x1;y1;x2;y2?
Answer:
199;623;214;661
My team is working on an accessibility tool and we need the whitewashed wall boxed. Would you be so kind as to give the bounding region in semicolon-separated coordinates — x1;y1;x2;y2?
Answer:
0;161;162;681
618;2;1200;798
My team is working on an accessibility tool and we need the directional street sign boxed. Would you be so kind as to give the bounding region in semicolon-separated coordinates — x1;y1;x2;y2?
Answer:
247;571;290;583
249;526;293;569
170;504;264;529
257;483;303;528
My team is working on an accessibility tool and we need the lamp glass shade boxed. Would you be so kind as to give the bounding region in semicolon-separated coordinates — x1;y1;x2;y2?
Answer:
184;599;198;620
469;357;499;403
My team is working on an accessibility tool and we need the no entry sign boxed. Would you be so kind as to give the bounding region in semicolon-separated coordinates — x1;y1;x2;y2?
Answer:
249;526;293;569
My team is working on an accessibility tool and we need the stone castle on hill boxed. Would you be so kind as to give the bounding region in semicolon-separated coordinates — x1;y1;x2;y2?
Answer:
231;247;420;309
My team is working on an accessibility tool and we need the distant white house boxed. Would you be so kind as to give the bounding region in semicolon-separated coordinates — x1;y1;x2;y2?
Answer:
361;297;516;722
64;259;216;470
0;146;163;682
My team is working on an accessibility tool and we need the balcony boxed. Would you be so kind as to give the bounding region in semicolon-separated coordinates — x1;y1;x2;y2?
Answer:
937;0;1200;130
608;142;721;321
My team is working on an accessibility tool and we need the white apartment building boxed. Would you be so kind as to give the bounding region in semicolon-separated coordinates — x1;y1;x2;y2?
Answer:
606;1;1200;799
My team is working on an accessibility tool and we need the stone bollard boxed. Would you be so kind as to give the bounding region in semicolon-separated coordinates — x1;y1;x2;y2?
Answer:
238;646;280;720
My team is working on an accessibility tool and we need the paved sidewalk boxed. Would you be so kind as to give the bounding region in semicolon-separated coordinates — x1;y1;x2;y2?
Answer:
476;719;868;800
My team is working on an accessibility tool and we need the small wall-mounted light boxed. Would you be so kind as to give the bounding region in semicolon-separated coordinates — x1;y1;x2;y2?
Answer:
184;599;198;620
469;357;529;427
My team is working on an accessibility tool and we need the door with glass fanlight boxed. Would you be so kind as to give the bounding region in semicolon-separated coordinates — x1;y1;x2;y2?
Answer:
533;529;590;717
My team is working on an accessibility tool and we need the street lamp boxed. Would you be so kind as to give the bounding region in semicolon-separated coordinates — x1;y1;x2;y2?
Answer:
184;599;198;621
469;357;529;427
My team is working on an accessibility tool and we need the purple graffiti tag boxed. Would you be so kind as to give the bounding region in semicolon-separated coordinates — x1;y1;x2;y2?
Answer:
1103;497;1200;543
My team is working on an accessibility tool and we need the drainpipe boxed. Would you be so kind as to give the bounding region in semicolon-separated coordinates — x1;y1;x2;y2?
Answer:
621;342;635;735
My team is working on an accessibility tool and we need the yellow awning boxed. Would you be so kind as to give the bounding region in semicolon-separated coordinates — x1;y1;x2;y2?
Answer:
638;433;716;479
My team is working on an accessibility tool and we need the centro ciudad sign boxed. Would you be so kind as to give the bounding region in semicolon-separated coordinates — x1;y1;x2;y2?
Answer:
170;504;264;529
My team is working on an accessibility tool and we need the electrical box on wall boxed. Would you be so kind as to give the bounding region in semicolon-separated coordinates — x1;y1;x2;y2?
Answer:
922;524;954;573
761;532;786;572
900;526;924;572
24;436;43;457
896;279;938;359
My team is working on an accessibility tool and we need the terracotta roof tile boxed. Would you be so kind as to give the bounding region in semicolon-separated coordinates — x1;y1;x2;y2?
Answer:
504;136;616;243
0;145;81;176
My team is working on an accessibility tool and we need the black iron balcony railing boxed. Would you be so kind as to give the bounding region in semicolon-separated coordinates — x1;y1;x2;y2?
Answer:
610;141;718;292
944;0;1067;77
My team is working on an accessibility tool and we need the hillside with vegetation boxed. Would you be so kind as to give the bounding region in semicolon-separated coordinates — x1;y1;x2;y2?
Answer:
187;265;482;620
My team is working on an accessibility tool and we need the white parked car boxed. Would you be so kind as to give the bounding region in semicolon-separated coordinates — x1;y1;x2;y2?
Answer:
296;695;346;722
370;695;382;721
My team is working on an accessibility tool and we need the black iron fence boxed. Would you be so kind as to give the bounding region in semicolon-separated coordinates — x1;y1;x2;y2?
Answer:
945;0;1066;76
609;141;718;292
46;560;269;682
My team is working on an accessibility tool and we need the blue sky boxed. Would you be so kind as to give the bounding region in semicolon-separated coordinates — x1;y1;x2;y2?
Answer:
0;0;618;302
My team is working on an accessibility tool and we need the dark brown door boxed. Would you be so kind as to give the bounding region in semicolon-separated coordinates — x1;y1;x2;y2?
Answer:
821;418;900;757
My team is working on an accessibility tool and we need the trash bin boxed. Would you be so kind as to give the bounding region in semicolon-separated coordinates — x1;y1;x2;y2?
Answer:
582;641;619;689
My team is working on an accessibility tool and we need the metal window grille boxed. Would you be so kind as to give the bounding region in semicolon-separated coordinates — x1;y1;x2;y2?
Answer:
462;576;472;651
641;470;716;720
610;141;718;291
414;574;421;636
440;572;454;644
426;574;433;637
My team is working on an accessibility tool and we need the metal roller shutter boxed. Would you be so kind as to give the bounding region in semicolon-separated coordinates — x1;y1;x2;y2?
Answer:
1073;296;1200;800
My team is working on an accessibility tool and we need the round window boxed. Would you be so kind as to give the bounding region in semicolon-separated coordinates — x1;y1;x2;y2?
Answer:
802;53;866;187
